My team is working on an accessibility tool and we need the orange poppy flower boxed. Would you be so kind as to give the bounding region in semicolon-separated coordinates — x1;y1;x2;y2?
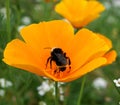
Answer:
3;20;116;82
55;0;105;28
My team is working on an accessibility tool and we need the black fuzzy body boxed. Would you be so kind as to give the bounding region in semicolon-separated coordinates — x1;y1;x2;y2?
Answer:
46;48;71;72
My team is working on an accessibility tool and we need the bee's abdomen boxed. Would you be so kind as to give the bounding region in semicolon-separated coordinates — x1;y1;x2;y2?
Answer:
56;57;67;66
59;67;66;72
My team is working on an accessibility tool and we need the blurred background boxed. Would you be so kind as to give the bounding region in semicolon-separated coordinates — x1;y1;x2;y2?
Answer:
0;0;120;105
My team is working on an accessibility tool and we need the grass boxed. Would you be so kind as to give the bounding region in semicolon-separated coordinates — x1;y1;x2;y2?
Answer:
0;0;120;105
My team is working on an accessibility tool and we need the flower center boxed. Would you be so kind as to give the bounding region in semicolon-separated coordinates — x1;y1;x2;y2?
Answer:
45;47;71;78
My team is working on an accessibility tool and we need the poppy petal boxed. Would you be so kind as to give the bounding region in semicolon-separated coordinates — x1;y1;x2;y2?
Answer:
72;14;99;28
42;20;74;51
68;28;110;71
97;33;112;49
20;20;74;53
55;0;105;28
3;39;45;76
70;1;105;27
20;23;50;56
61;57;107;82
104;50;117;65
55;0;87;22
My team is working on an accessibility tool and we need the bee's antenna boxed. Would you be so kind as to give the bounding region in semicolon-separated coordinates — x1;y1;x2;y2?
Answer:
44;47;57;51
44;47;52;49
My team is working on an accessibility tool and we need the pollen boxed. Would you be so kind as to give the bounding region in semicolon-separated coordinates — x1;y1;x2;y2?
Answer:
45;62;71;78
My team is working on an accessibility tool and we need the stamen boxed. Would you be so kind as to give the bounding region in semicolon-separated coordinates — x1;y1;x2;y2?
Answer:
60;72;64;78
45;64;71;79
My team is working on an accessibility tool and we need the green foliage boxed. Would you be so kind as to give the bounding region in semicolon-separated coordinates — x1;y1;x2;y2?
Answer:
0;0;120;105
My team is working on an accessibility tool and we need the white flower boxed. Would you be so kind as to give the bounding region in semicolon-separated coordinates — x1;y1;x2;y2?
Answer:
92;77;107;90
113;0;120;7
0;78;13;88
113;78;120;87
0;89;5;97
34;4;43;11
17;25;25;32
37;80;65;97
39;101;47;105
107;16;116;24
0;7;7;19
60;95;64;101
103;2;111;10
59;87;64;101
59;87;64;94
37;80;51;96
21;16;31;25
0;7;11;19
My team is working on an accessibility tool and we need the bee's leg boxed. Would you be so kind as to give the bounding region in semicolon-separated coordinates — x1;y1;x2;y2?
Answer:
68;57;71;65
49;58;53;69
64;52;66;57
46;57;51;69
64;53;71;65
66;57;71;69
54;69;57;74
64;53;71;70
54;67;60;74
66;57;71;73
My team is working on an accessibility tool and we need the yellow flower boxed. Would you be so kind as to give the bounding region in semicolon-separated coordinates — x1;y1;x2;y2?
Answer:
55;0;105;28
3;20;116;82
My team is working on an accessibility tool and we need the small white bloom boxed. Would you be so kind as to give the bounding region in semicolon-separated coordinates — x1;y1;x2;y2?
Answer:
42;81;50;91
0;7;11;19
92;77;107;90
21;16;31;25
38;90;45;96
34;4;44;11
0;7;7;19
60;95;64;101
0;78;5;88
17;25;25;32
6;80;12;87
103;2;111;10
37;80;51;96
107;16;116;24
113;78;120;87
59;87;64;101
0;78;13;88
49;82;55;96
58;82;65;86
0;89;5;97
39;101;47;105
113;0;120;7
59;87;64;94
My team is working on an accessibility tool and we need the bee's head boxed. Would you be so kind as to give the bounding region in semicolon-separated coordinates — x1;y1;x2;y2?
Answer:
51;48;63;54
44;47;64;57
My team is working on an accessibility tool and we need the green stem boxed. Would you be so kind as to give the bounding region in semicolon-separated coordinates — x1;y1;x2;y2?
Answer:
6;0;11;42
14;0;21;37
55;81;58;105
77;76;86;105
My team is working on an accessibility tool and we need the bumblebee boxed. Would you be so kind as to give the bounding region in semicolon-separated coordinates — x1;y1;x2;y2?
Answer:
46;48;71;73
